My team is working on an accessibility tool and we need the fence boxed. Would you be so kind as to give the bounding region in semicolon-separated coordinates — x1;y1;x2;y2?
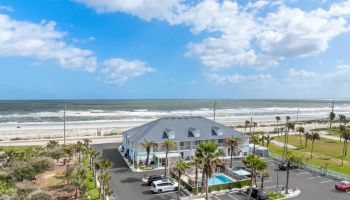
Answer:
269;153;350;182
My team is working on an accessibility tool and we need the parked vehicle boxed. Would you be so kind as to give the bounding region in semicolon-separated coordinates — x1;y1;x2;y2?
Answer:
278;162;298;171
246;188;270;200
147;175;163;186
335;181;350;192
151;179;178;193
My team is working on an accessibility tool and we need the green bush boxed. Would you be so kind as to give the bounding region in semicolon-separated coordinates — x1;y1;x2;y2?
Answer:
268;192;285;199
10;162;36;181
30;157;54;174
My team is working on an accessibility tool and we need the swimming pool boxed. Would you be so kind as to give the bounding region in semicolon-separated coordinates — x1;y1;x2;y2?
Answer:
208;174;235;185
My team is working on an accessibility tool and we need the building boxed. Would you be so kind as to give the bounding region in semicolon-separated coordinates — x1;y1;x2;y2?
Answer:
122;116;249;168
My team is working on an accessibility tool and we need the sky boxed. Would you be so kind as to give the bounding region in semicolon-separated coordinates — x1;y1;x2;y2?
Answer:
1;0;350;99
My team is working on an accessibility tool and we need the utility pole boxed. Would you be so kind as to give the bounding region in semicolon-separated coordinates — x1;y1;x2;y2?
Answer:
296;106;300;124
213;101;217;121
64;106;66;145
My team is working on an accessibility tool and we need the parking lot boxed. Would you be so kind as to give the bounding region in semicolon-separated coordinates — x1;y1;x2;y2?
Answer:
210;158;349;200
92;143;186;200
93;143;349;200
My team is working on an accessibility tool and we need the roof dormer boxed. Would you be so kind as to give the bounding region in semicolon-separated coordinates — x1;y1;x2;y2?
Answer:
212;126;223;136
188;127;201;138
164;128;176;139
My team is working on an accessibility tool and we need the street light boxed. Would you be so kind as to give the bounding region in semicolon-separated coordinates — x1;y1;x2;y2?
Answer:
274;161;279;191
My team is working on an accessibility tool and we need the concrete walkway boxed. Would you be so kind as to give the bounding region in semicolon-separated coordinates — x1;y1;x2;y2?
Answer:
271;140;298;149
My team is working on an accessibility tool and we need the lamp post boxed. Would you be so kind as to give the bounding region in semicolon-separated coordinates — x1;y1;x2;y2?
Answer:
274;161;279;191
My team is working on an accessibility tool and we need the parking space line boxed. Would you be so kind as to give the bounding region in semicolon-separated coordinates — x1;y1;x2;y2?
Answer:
155;191;176;196
265;185;284;189
297;172;310;176
257;180;273;184
227;193;238;200
320;180;333;184
307;176;321;180
212;195;221;200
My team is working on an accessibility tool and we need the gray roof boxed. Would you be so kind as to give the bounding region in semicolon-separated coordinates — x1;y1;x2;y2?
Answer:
123;116;246;145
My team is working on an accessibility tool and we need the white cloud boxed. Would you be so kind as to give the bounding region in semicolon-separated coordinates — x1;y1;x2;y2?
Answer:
287;68;318;78
207;73;272;84
0;5;13;12
74;0;185;22
258;6;349;58
100;58;155;85
0;14;97;72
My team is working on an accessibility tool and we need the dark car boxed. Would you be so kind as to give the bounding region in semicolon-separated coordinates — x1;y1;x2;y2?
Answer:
147;175;163;186
246;188;270;200
278;162;298;171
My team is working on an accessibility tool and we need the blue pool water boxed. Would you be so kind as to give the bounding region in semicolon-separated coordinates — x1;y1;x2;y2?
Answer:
208;174;235;185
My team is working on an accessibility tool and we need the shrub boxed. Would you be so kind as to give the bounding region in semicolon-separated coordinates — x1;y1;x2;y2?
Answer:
29;157;54;174
28;190;52;200
10;161;36;181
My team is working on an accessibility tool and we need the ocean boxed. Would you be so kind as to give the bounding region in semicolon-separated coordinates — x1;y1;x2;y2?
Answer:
1;99;350;125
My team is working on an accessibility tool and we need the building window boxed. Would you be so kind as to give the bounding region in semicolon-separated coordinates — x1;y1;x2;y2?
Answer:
218;139;224;144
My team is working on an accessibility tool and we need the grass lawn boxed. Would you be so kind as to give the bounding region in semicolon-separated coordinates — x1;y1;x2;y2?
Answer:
311;126;350;137
265;135;350;176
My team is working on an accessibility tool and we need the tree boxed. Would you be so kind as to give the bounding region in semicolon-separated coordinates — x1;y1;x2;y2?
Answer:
296;126;305;147
140;139;158;166
83;139;92;149
250;135;260;156
310;132;320;159
341;130;350;166
339;114;348;126
90;149;99;173
75;141;84;163
46;140;59;149
276;116;281;136
244;120;250;133
98;159;113;174
70;164;87;198
224;136;241;168
99;172;112;200
260;132;265;146
196;141;224;200
161;139;176;178
242;155;264;200
304;132;312;148
329;111;336;128
339;125;346;142
256;159;268;188
264;134;273;148
284;153;302;194
253;122;258;133
283;122;295;156
172;159;190;200
190;156;202;194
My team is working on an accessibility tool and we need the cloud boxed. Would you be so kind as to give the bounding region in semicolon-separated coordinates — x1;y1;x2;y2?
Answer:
100;58;155;85
286;68;318;80
74;0;185;22
75;0;350;71
0;14;97;72
207;73;273;84
0;5;13;12
258;6;349;58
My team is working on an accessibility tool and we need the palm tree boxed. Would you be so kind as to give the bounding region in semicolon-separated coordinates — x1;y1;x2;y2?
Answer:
339;114;347;126
341;130;350;166
253;122;258;133
244;120;250;133
329;111;336;128
339;125;346;142
172;159;190;200
161;139;176;178
304;132;312;148
141;139;158;166
196;141;224;200
75;141;84;163
90;149;99;171
296;126;305;147
260;133;265;146
99;159;113;174
99;172;112;200
250;135;260;156
276;116;281;136
310;132;320;159
284;153;302;194
70;164;87;198
265;134;273;148
47;140;59;148
260;172;270;189
190;156;202;194
242;155;264;200
256;159;268;187
224;136;241;168
283;122;295;156
83;138;92;149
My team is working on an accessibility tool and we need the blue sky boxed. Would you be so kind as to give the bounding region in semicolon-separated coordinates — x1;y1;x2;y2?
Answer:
1;0;350;99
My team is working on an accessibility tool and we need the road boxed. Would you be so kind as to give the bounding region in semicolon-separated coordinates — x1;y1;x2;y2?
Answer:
0;135;122;146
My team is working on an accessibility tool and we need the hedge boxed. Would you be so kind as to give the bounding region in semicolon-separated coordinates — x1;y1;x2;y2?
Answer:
170;171;251;194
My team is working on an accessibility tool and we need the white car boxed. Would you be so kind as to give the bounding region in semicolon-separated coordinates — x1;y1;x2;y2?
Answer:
151;179;179;193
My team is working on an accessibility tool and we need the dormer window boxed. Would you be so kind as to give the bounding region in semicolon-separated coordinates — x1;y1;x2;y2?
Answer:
164;128;176;139
212;126;223;136
189;127;200;137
